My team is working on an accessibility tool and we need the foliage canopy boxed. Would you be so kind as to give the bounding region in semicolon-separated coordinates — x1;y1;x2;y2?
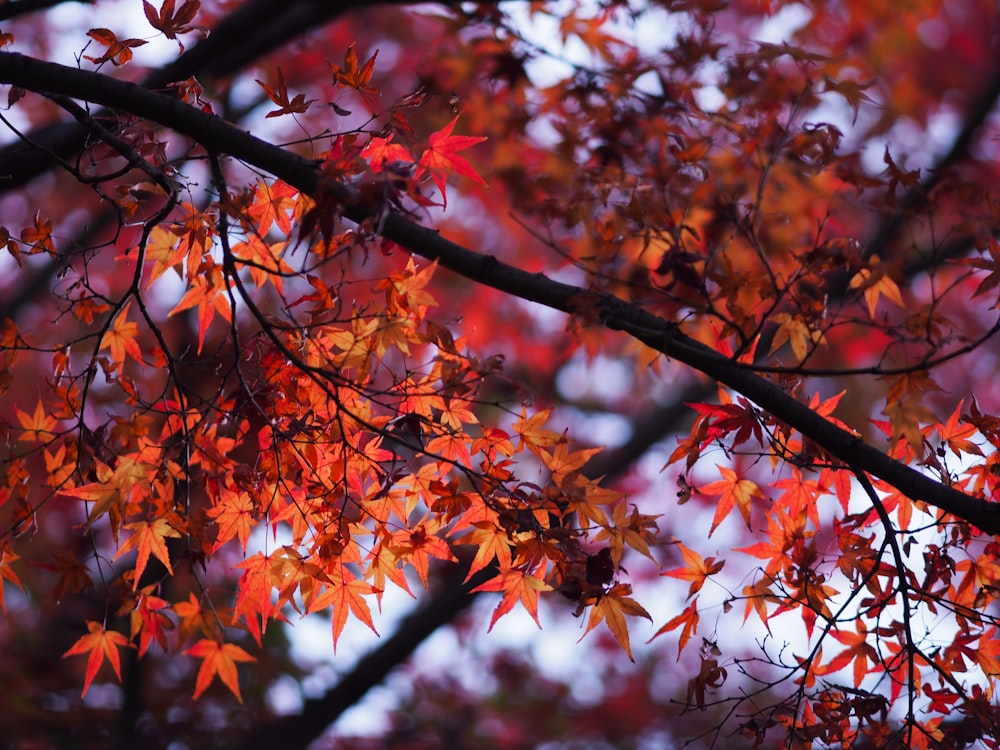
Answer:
1;0;1000;748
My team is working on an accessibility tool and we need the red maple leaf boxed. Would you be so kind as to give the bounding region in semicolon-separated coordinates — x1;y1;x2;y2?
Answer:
417;116;487;207
472;565;552;630
185;639;256;702
62;621;134;696
113;518;181;588
143;0;202;51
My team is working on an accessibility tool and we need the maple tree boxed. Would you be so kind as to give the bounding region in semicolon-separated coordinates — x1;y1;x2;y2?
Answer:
1;0;1000;747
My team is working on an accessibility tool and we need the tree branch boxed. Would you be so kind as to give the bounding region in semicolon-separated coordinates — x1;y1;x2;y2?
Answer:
0;0;93;22
0;52;996;529
234;562;487;750
0;0;460;192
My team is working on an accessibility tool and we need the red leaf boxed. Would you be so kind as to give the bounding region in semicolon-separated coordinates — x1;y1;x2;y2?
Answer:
255;68;315;118
472;565;552;630
417;116;487;207
184;639;256;702
62;621;134;696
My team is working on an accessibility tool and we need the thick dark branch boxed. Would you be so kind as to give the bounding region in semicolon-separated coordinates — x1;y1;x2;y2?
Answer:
0;0;439;192
0;52;996;529
863;60;1000;265
0;0;93;22
234;562;487;750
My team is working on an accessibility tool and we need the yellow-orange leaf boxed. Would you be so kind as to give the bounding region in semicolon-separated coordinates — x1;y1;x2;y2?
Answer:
14;398;58;443
513;406;563;456
581;583;652;661
849;258;905;317
100;302;143;369
330;43;379;92
663;542;725;600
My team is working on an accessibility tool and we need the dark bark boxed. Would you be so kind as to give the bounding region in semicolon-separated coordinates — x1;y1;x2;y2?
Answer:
0;0;458;192
0;0;94;22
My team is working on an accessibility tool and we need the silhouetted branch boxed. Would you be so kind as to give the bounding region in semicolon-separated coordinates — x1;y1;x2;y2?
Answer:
0;0;473;192
0;0;92;22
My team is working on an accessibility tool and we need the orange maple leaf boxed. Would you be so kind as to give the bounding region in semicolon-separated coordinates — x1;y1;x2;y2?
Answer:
816;621;879;688
772;468;824;530
18;212;55;253
540;442;603;483
130;590;173;656
113;518;181;588
848;255;905;317
231;235;292;291
700;465;765;535
168;265;233;353
417;116;487;208
83;28;147;66
174;592;221;643
455;513;513;582
742;577;778;632
362;135;415;171
663;542;725;599
592;501;660;565
648;601;699;658
580;583;652;661
330;43;379;93
207;485;256;553
100;301;143;369
512;406;563;456
389;520;456;587
934;400;982;457
234;552;281;645
60;460;122;522
255;67;315;118
248;178;298;236
974;627;1000;675
472;565;552;630
365;541;414;605
62;621;134;696
185;639;256;702
0;547;24;614
307;568;380;651
377;257;438;316
137;224;184;288
14;398;58;443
